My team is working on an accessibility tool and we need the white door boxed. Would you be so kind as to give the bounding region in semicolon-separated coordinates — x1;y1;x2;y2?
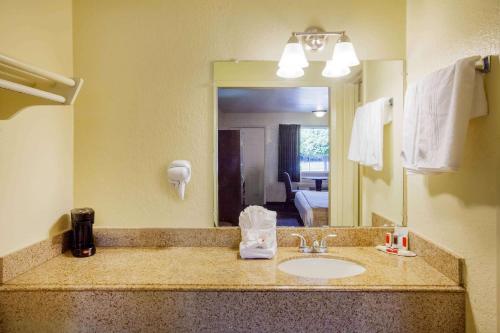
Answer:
239;128;265;205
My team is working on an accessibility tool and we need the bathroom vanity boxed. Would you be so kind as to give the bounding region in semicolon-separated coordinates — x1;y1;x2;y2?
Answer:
0;227;464;333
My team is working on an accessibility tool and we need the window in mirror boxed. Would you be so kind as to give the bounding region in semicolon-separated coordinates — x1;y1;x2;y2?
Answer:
300;127;329;173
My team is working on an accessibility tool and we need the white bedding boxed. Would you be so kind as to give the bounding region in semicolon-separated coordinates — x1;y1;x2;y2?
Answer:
294;190;328;227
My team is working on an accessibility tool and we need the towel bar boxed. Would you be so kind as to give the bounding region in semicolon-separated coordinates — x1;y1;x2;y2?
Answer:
0;52;83;105
476;56;491;73
0;53;75;86
0;78;66;103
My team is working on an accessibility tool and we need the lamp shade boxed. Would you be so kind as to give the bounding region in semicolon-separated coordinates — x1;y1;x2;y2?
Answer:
312;110;327;118
276;66;304;79
321;60;351;78
331;34;360;67
278;35;309;69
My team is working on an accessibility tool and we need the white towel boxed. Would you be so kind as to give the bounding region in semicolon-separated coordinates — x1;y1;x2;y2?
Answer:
402;56;488;174
239;243;277;259
239;206;277;259
348;97;392;171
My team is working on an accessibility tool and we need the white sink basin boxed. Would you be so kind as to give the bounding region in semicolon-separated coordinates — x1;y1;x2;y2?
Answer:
278;257;366;279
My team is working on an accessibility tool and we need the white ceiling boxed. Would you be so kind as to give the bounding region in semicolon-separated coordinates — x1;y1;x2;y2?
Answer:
218;87;329;113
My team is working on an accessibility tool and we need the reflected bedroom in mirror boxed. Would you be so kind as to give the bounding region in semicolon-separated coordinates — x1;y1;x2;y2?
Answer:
217;86;330;227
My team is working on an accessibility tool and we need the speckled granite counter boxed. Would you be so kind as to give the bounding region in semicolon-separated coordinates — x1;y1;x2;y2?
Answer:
0;247;460;292
0;246;464;332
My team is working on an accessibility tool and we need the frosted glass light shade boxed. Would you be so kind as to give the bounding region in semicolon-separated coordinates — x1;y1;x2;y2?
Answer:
332;36;360;67
312;110;327;118
322;60;351;78
276;66;304;79
278;35;309;69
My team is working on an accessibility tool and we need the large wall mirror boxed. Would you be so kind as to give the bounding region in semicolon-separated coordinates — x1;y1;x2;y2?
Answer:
213;60;404;228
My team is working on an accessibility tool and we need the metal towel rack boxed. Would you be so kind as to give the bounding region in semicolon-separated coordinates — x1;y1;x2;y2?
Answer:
0;53;83;105
476;56;491;73
379;56;491;110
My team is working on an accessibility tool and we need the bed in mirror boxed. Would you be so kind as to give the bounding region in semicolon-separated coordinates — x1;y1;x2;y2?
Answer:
213;60;404;228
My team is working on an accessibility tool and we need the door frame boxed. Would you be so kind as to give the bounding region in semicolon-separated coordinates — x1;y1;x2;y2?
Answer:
227;126;266;205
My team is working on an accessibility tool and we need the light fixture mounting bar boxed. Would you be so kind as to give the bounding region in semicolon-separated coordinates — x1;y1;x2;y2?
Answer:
292;28;346;52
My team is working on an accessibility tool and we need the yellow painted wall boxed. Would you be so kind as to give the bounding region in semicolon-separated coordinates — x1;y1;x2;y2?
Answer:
73;0;406;228
360;60;405;226
406;1;499;332
0;0;74;256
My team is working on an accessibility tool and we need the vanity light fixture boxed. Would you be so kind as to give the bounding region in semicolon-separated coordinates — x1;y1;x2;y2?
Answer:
276;27;359;79
312;109;328;118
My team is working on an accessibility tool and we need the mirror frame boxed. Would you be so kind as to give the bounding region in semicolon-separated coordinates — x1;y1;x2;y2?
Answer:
212;61;361;227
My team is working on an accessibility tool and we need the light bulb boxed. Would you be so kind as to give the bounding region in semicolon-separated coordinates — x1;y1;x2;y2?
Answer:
276;66;304;79
278;35;309;69
276;35;308;78
321;60;351;78
331;34;360;67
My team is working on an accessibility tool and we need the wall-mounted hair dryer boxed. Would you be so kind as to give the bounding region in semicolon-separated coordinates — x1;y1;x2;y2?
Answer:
167;160;191;200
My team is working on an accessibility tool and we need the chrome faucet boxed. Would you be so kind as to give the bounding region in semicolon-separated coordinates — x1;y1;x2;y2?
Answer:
313;234;337;253
291;233;337;253
290;233;311;253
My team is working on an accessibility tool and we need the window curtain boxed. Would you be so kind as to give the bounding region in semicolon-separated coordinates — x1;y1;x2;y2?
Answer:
278;124;300;182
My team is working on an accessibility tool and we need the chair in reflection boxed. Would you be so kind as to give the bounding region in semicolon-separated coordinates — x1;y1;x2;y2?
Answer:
283;172;298;207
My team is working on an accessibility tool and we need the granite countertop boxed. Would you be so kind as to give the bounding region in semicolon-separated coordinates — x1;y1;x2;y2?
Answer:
0;247;463;292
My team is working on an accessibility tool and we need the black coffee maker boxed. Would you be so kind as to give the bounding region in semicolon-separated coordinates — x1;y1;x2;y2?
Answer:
71;208;96;257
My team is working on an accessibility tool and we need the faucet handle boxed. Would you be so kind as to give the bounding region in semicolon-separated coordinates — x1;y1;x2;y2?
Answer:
320;234;337;248
290;233;311;253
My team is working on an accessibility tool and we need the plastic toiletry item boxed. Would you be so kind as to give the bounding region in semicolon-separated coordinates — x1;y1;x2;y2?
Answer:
392;233;398;248
376;245;416;257
397;249;416;257
393;226;409;249
401;235;409;250
385;232;392;247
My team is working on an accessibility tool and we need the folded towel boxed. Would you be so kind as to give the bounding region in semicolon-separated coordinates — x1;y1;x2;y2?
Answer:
239;243;277;259
240;227;275;249
239;206;277;259
402;56;488;174
348;97;392;171
239;206;277;237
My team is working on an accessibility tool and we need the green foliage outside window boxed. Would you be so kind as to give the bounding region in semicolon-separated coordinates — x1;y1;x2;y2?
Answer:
300;128;329;159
